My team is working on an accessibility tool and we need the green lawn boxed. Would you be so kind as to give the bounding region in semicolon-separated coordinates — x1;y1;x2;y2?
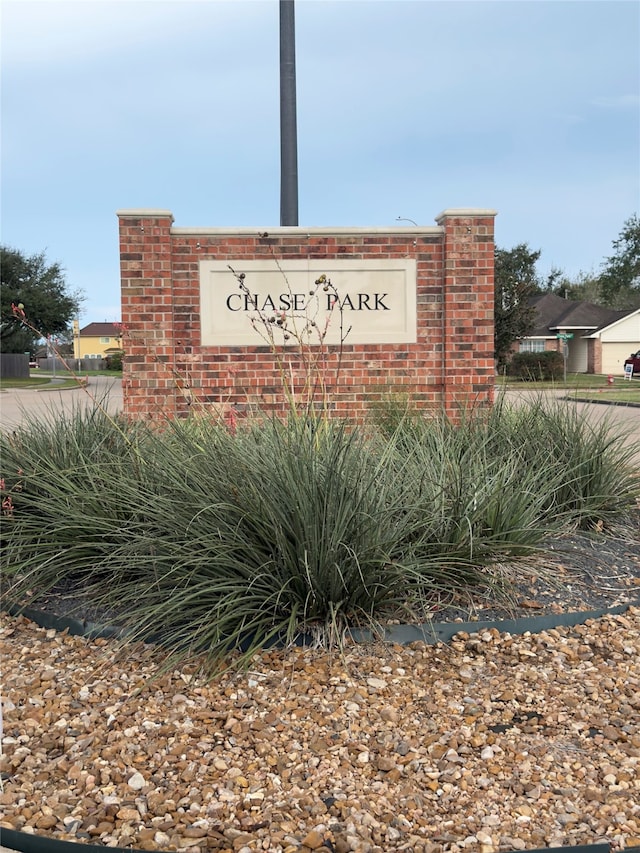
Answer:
35;369;122;378
567;387;640;405
0;375;87;391
0;368;122;391
496;373;633;390
0;376;53;389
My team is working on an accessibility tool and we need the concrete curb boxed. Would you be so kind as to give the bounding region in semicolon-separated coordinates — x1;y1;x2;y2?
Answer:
562;394;640;409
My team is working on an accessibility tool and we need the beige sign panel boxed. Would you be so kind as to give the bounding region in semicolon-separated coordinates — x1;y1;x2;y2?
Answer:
199;259;417;347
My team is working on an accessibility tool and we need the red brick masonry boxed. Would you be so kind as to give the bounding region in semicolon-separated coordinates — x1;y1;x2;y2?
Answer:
117;209;496;421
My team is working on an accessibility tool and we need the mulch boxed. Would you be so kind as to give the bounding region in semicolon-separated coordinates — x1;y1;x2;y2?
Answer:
436;516;640;624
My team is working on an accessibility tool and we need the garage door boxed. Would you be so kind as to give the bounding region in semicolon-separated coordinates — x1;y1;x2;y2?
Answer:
603;342;639;375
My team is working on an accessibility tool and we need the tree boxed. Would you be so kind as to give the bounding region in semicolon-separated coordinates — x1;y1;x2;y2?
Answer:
598;215;640;309
545;268;603;304
0;247;82;354
494;243;540;369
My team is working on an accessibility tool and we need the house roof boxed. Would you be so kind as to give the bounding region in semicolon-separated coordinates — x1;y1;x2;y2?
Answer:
528;293;631;337
79;322;121;337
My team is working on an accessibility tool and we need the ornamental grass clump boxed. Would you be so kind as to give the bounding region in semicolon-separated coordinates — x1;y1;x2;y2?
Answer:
375;393;640;533
389;412;567;568
1;403;150;595
3;413;431;668
485;393;640;530
2;395;638;674
80;417;424;665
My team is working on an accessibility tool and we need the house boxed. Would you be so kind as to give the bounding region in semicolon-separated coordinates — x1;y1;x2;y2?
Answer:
517;293;640;374
73;321;122;361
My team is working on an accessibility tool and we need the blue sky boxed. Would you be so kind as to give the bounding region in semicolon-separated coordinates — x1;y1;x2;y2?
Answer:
2;0;638;323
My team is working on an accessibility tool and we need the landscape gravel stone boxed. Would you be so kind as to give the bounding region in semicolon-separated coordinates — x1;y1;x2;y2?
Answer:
1;607;639;852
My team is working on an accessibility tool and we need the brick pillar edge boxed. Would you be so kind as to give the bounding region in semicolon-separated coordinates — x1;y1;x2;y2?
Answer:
436;209;497;417
118;209;176;419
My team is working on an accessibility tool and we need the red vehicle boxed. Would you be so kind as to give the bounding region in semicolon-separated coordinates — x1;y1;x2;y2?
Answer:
624;350;640;375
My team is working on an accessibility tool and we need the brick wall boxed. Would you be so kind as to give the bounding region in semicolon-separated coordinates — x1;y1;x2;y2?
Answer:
117;209;496;422
587;338;602;374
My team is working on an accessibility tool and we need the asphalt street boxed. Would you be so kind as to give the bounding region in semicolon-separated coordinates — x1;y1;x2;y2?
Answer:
0;375;123;431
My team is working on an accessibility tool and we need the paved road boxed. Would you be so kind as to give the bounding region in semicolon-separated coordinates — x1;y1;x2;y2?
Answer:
1;379;638;461
0;375;123;431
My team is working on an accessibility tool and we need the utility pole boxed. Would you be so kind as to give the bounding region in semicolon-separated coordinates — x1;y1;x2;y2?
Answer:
279;0;298;225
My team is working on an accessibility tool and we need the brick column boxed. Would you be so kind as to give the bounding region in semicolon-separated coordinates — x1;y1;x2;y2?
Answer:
117;209;176;419
435;209;497;416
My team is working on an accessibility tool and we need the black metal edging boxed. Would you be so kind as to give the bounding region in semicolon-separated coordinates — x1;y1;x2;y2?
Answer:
8;600;637;649
0;827;622;853
6;605;122;640
348;601;636;645
1;827;145;853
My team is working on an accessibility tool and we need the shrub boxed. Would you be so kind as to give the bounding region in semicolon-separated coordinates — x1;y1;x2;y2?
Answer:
509;350;564;381
105;350;124;371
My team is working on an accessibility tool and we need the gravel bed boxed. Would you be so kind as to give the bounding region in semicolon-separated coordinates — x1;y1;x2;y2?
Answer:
1;607;639;853
2;519;639;852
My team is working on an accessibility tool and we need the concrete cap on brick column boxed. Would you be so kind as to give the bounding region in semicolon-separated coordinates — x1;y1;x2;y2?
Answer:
116;209;174;220
434;208;498;223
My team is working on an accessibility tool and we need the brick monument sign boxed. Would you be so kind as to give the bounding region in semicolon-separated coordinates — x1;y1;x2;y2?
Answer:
117;209;496;421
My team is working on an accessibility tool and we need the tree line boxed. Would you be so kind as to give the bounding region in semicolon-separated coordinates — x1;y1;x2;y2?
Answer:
2;214;638;363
